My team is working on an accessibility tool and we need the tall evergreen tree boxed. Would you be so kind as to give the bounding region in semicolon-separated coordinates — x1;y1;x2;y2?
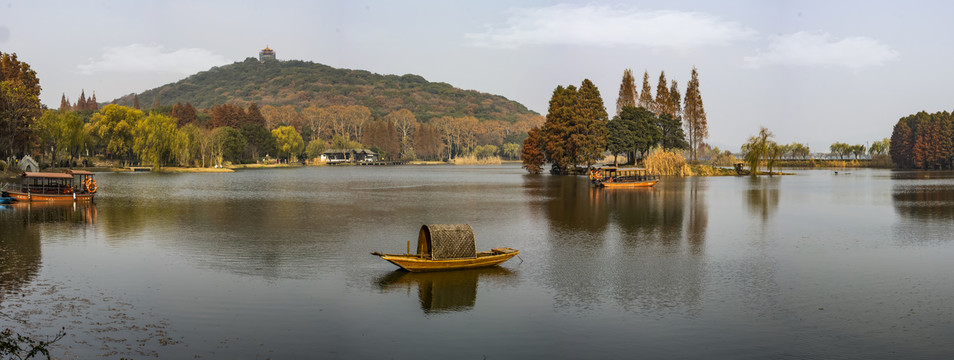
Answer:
574;79;608;167
89;92;98;110
541;85;578;174
615;69;637;116
653;71;670;116
152;92;161;109
683;67;708;161
638;70;654;110
133;94;140;109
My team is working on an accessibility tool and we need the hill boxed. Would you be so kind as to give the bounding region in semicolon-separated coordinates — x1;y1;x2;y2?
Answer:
115;58;537;122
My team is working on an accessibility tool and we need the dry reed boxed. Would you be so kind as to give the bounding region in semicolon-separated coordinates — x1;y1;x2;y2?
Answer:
452;155;502;165
644;149;692;176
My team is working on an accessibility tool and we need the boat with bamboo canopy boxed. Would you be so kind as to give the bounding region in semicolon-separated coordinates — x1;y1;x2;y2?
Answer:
371;224;520;272
589;167;658;188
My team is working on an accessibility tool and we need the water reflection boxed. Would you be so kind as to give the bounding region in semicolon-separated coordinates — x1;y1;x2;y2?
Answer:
892;172;954;221
528;175;708;314
374;268;517;314
744;176;780;221
0;202;96;298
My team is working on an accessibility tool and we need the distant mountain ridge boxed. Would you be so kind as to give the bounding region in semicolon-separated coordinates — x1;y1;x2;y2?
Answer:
115;58;537;122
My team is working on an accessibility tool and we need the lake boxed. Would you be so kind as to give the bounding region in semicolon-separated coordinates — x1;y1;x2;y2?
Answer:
1;165;953;359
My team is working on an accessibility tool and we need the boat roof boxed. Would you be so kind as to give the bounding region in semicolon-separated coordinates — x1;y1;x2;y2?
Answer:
21;172;73;179
64;169;94;175
417;224;477;260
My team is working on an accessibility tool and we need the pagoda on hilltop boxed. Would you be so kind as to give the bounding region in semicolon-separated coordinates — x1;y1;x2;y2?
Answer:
259;45;276;62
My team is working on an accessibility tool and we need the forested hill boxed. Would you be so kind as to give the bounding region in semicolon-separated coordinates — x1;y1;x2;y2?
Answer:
116;58;537;122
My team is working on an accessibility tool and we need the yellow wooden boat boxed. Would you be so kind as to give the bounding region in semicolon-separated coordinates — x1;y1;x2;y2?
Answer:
372;224;520;272
589;167;658;188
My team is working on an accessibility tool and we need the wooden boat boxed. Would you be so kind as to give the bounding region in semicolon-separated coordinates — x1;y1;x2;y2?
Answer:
372;224;520;272
2;170;97;202
589;167;658;188
0;196;16;204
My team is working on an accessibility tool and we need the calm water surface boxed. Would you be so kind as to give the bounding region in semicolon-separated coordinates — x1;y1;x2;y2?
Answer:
1;165;953;359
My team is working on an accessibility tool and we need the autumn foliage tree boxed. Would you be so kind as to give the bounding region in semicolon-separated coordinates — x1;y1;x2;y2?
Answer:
890;111;954;169
683;67;708;162
0;52;42;158
615;69;637;116
521;126;544;174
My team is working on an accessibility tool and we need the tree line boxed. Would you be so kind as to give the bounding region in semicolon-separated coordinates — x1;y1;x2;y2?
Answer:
2;52;544;168
890;110;954;169
522;67;707;174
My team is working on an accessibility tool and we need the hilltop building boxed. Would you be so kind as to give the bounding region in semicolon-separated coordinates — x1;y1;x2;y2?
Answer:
259;45;276;62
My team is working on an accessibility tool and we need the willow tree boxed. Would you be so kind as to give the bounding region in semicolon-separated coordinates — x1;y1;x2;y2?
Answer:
272;125;303;162
615;69;637;116
134;113;179;168
89;104;144;164
684;67;708;161
741;127;775;175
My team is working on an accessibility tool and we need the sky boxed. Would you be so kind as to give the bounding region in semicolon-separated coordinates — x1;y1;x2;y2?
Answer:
2;0;953;151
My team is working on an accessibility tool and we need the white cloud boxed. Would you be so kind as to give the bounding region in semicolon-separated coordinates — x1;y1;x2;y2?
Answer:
744;31;899;70
78;43;228;75
465;4;755;49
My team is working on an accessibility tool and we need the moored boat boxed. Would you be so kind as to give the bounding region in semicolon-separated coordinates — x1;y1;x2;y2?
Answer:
3;170;98;202
589;167;658;188
372;224;520;272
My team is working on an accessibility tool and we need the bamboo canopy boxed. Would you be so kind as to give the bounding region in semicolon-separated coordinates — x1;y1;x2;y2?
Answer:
416;224;477;260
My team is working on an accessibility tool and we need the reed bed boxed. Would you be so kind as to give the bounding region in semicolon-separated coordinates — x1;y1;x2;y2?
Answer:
452;155;502;165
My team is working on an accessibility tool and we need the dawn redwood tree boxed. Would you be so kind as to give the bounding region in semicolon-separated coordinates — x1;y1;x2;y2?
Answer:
246;103;266;128
638;70;654;110
653;71;670;116
683;67;708;162
668;80;682;119
60;93;72;111
521;126;544;174
615;69;637;116
414;123;445;160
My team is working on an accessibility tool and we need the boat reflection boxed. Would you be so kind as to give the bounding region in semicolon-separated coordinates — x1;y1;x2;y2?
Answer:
0;202;96;299
375;267;517;314
1;201;98;225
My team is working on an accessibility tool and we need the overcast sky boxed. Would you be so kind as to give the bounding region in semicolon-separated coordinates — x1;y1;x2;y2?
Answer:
3;0;952;151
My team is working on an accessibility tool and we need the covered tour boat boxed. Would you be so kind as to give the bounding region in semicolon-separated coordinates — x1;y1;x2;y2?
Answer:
2;170;98;202
372;224;520;272
589;167;659;188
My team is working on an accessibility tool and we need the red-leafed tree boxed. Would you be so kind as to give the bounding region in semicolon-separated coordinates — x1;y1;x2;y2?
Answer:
521;126;544;174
